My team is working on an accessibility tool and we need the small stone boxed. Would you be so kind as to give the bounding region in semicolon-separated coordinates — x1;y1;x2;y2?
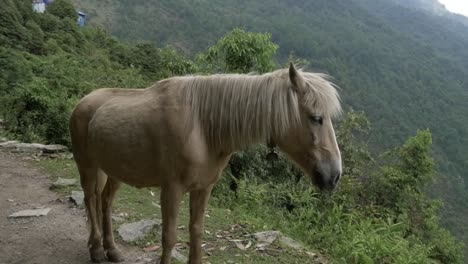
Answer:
0;137;8;143
8;208;51;218
143;245;160;252
48;154;59;159
51;177;77;188
14;143;46;153
42;144;68;154
252;231;281;248
112;215;125;223
117;219;161;242
279;235;304;250
171;248;188;263
70;191;84;206
0;141;20;148
119;212;128;218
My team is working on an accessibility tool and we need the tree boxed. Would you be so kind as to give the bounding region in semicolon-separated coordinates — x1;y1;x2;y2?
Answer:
0;0;31;50
47;0;76;20
199;28;278;73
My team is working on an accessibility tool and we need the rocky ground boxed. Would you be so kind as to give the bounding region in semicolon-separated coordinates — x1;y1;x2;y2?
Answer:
0;147;156;264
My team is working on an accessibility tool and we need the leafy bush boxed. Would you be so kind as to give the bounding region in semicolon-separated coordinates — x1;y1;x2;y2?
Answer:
47;0;77;20
198;28;279;73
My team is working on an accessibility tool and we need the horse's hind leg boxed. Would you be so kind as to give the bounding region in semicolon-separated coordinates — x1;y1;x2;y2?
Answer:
79;166;106;263
101;176;124;262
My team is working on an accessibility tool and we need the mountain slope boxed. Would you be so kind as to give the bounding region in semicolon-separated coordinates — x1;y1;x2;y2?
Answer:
70;0;468;177
72;0;468;253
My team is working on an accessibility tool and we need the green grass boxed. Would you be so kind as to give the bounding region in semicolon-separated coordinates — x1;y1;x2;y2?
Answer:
37;157;325;264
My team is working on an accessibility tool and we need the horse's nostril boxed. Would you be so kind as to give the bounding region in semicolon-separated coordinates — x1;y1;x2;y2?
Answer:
333;172;341;185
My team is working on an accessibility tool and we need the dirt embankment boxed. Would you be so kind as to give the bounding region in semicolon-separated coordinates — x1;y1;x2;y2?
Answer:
0;151;147;264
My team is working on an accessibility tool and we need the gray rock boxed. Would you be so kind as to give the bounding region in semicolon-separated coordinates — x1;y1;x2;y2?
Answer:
0;137;8;143
13;143;46;153
112;215;126;223
0;141;20;148
8;208;51;218
171;249;188;263
51;177;77;188
42;144;68;153
279;235;304;250
252;231;304;250
118;219;161;242
252;231;281;248
133;257;154;264
70;191;84;206
0;141;67;154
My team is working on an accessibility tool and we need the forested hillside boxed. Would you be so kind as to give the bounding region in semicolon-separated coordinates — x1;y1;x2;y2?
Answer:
71;0;468;252
1;0;467;262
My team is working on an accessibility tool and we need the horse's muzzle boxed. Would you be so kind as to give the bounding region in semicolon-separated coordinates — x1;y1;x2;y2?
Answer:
313;160;342;191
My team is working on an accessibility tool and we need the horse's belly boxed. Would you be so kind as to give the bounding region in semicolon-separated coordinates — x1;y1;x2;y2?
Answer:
91;129;168;187
99;158;163;188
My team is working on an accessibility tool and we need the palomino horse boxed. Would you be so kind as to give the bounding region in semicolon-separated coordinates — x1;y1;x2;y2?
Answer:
69;63;342;264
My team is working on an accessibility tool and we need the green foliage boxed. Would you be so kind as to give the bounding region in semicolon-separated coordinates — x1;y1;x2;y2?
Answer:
47;0;77;20
0;0;31;51
0;2;193;145
25;20;46;55
159;46;198;77
199;28;278;73
336;111;373;180
212;113;464;263
361;130;464;263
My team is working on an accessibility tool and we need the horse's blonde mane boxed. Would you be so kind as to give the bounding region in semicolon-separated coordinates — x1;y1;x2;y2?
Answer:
175;68;341;150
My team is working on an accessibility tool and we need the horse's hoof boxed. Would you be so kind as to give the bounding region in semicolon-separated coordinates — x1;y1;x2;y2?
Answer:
107;248;125;263
90;247;106;263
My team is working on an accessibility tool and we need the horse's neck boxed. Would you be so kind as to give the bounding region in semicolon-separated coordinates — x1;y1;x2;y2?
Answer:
182;75;296;152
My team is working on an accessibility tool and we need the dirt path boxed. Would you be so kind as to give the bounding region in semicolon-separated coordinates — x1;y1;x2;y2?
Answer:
0;151;149;264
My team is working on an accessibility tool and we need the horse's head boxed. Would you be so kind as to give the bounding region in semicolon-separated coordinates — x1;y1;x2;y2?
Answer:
276;63;342;191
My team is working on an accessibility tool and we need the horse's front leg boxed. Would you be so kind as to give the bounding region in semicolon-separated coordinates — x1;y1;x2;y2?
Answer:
188;184;214;264
160;185;184;264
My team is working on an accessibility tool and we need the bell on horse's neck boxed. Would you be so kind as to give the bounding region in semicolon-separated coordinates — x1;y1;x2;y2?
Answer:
266;149;279;162
266;140;279;162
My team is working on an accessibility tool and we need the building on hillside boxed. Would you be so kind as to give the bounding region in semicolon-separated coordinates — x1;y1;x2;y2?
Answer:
77;11;87;27
32;0;87;28
32;0;54;13
32;0;46;13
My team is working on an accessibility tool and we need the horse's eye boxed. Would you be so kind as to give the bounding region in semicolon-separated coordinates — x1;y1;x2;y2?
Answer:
309;116;323;125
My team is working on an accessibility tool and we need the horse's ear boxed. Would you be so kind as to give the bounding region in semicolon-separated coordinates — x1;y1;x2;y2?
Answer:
289;62;305;94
